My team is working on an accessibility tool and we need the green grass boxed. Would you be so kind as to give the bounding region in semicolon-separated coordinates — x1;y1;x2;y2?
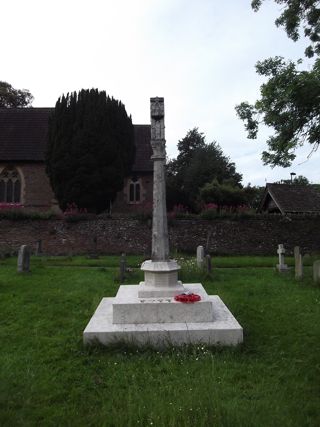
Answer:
0;254;146;269
1;253;318;269
0;257;319;426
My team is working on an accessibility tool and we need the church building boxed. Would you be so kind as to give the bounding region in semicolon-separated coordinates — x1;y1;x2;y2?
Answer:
0;108;153;214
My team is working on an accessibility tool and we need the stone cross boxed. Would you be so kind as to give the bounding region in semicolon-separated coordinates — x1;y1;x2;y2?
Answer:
197;245;205;268
294;246;303;280
313;260;320;285
276;244;288;272
138;98;183;298
150;97;169;261
17;245;30;273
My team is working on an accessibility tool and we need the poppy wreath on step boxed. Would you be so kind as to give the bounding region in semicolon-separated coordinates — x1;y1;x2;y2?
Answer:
174;293;201;303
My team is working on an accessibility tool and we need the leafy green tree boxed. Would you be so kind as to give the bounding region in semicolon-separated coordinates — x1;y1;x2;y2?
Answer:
46;89;135;213
252;0;320;57
282;174;311;185
292;174;311;184
200;179;246;212
0;81;33;108
166;128;242;211
236;57;320;167
236;1;320;167
243;184;265;209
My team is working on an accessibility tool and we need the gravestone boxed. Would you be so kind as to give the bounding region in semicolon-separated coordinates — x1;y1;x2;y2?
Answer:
119;253;126;284
294;246;303;280
88;236;99;259
35;239;42;256
276;244;289;272
205;230;212;254
197;245;205;268
313;260;320;285
17;245;30;273
206;254;212;274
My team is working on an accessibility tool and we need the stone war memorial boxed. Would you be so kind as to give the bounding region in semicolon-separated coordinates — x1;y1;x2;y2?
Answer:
83;97;243;348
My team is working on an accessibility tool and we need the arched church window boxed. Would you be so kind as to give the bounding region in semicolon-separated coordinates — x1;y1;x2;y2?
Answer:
128;177;141;203
0;167;21;203
14;180;21;203
6;180;13;202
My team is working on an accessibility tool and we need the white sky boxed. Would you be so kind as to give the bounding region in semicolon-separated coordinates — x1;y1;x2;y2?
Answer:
2;0;319;186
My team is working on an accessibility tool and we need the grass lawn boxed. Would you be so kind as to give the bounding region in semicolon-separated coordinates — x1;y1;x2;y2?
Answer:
0;255;319;427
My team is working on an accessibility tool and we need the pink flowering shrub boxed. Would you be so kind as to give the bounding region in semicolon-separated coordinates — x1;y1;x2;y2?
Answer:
63;203;91;222
0;203;24;210
203;203;218;211
129;201;153;221
167;204;192;220
200;202;252;219
63;203;87;216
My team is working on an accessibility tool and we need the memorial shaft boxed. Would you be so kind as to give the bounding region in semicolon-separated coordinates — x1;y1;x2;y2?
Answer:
150;97;169;261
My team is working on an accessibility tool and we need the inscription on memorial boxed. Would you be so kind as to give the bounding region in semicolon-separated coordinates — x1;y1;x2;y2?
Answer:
139;298;172;303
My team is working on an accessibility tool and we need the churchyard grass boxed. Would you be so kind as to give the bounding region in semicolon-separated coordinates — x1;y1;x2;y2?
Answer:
0;257;319;426
0;254;145;268
1;253;317;269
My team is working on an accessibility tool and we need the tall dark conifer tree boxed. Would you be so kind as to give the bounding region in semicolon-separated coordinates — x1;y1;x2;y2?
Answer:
46;89;135;213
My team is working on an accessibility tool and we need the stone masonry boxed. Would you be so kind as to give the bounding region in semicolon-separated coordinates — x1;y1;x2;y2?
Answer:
0;216;319;256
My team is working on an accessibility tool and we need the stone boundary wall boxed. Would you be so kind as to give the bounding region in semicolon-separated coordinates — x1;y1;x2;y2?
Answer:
0;216;319;256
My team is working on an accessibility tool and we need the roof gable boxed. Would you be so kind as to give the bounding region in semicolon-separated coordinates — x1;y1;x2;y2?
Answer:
260;183;320;213
0;108;153;172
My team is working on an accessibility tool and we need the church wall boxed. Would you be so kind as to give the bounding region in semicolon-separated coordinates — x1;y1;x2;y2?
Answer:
0;216;319;256
0;162;153;214
20;163;57;210
112;174;153;214
0;162;58;211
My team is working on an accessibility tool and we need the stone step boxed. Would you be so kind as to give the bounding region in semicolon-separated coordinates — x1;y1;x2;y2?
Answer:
113;284;214;324
83;294;243;348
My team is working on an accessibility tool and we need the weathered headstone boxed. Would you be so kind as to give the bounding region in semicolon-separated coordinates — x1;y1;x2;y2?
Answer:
313;260;320;285
276;244;289;272
119;253;126;284
206;254;212;274
294;246;303;279
88;235;99;259
17;245;30;273
35;239;42;256
197;245;205;268
205;230;212;254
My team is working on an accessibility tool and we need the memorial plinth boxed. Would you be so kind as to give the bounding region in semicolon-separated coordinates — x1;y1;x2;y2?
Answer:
83;97;243;348
138;260;185;297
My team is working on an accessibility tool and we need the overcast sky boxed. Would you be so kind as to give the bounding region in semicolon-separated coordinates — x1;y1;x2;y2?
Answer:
2;0;319;186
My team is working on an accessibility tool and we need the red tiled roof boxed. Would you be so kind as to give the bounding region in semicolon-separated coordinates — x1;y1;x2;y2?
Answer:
0;108;153;172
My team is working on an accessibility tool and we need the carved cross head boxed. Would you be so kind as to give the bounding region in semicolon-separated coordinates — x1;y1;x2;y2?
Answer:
150;97;164;120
